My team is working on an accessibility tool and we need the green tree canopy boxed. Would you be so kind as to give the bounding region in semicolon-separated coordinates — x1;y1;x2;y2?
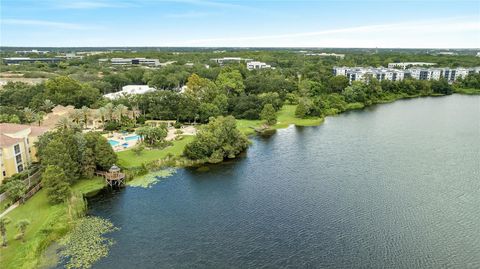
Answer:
184;116;249;163
42;165;71;204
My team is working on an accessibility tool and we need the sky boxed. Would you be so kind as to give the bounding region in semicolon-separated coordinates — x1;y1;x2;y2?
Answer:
1;0;479;48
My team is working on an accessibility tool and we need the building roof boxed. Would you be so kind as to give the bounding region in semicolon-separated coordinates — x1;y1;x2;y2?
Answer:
0;134;23;147
0;123;50;147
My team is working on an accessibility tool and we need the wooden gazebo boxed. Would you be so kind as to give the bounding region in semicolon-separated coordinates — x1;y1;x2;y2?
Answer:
96;165;125;187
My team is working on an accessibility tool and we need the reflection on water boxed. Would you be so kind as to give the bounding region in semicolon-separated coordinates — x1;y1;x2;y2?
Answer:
74;95;480;269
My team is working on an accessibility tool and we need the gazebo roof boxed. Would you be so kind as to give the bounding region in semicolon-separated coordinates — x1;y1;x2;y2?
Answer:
109;165;121;172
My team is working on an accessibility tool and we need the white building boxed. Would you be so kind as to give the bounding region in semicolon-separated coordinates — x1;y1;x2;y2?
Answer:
210;57;253;65
334;66;406;83
99;58;160;67
388;62;436;69
15;49;50;55
246;61;271;70
305;53;345;59
103;85;156;100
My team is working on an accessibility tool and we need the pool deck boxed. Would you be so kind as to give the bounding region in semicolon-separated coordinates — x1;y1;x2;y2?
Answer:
105;126;197;152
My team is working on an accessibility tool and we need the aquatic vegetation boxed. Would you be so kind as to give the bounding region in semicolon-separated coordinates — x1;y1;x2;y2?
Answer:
127;168;177;188
59;217;118;269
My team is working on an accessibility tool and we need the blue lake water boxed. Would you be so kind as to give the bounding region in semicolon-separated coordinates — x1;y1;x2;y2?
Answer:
86;95;480;269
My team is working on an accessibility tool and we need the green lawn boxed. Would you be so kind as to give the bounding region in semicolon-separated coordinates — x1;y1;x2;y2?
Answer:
454;88;480;95
0;177;105;269
117;136;195;168
236;105;324;135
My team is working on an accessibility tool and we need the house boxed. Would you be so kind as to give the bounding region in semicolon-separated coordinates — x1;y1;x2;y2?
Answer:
0;124;49;183
103;85;156;100
246;61;271;70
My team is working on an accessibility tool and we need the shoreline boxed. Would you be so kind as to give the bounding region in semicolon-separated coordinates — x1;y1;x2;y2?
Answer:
1;91;478;269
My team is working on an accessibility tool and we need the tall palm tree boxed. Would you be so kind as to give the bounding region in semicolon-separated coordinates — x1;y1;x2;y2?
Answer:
35;112;45;126
0;217;11;247
114;104;128;122
104;103;115;122
55;117;71;131
23;108;35;123
69;110;83;125
97;107;107;125
80;106;90;126
131;105;140;125
41;99;55;113
16;219;30;242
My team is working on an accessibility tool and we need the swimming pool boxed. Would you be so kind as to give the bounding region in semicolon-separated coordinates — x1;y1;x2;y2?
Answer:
108;140;120;146
125;135;141;141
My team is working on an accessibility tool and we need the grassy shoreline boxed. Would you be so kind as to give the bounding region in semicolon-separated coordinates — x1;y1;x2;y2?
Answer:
453;87;480;95
0;177;105;269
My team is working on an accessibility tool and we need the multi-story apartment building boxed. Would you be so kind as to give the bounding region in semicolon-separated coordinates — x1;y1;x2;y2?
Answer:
0;124;49;183
246;61;272;70
334;66;480;84
334;67;406;83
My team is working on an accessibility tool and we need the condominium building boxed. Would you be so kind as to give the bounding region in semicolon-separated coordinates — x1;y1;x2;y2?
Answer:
334;66;480;83
409;67;475;82
246;61;271;70
0;124;49;183
334;67;406;83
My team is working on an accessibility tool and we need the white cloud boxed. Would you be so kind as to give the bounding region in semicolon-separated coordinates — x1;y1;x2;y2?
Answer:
164;11;214;18
54;0;135;9
170;17;480;48
2;19;99;30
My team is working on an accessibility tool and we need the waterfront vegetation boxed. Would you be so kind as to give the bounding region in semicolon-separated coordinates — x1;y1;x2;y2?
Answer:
0;49;479;268
0;177;105;269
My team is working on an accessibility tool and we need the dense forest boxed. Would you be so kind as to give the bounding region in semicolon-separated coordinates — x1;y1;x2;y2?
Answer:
1;49;479;126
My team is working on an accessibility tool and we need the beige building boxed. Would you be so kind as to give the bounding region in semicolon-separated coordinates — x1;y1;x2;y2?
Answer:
0;124;49;183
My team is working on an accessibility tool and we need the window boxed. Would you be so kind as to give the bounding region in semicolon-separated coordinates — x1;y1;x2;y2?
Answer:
17;164;24;172
16;154;22;164
14;144;21;154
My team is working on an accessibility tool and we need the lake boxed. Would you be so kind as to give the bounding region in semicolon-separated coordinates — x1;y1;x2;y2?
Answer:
86;95;480;268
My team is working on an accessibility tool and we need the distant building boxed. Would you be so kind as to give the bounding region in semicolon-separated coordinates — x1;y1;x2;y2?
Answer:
388;62;436;69
335;66;480;84
99;58;161;67
0;124;49;183
334;66;406;83
210;57;253;65
15;49;50;55
305;53;345;59
246;61;271;70
103;85;156;100
3;57;63;65
437;51;457;56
